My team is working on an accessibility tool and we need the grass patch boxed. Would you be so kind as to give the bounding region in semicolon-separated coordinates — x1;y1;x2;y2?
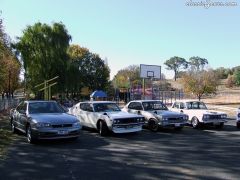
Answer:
0;111;18;160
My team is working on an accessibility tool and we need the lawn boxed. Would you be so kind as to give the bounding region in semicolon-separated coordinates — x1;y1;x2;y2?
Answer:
0;110;18;160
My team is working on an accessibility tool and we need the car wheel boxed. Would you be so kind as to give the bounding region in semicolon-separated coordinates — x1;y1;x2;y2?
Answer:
191;117;200;129
215;122;224;129
11;120;17;133
26;125;37;144
148;119;159;132
99;121;108;136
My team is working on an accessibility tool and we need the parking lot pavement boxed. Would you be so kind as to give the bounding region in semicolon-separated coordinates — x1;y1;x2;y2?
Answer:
1;119;240;180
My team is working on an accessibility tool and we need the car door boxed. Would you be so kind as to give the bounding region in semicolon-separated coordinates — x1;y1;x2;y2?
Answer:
78;103;90;127
128;102;143;115
15;102;28;131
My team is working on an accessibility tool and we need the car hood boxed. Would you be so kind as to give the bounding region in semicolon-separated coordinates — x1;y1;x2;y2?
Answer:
29;113;78;124
188;110;226;115
149;110;186;117
104;111;143;119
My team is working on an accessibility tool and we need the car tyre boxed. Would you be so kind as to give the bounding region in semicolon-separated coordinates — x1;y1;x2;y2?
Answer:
191;117;200;129
99;121;108;136
26;125;37;144
148;119;159;132
11;120;17;133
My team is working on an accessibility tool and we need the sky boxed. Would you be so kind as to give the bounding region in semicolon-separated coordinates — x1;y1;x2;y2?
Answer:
1;0;240;79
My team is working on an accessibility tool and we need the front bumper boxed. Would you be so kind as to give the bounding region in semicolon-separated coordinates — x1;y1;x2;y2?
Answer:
202;119;227;125
31;127;81;140
112;124;142;133
159;121;187;128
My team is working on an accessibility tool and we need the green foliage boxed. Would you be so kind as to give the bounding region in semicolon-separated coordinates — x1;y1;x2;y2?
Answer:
164;56;188;81
181;69;219;101
234;69;240;86
113;65;141;88
214;67;233;79
15;22;71;93
189;56;208;71
67;44;110;94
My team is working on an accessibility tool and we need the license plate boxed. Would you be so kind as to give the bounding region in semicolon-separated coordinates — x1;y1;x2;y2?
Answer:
175;123;180;127
58;130;68;135
126;125;133;129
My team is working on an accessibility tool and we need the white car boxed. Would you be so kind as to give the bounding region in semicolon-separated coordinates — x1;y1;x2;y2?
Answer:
170;100;227;129
237;108;240;128
69;101;145;136
122;100;188;131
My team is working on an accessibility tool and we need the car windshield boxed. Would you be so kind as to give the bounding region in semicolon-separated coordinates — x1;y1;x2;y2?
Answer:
94;103;121;112
28;102;65;114
142;101;168;111
186;101;207;110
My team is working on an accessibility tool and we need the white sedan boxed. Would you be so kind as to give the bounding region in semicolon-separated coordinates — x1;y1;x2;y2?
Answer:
122;100;188;131
69;101;145;136
170;100;227;129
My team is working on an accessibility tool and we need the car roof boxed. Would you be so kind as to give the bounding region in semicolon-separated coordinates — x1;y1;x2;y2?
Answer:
172;99;204;103
129;100;163;103
79;101;117;104
25;100;57;103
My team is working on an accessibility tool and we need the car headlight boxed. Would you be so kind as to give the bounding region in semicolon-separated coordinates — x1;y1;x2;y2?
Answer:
137;118;145;123
73;122;81;128
35;122;51;128
113;119;121;124
162;117;168;121
203;115;210;119
221;114;227;119
184;115;189;120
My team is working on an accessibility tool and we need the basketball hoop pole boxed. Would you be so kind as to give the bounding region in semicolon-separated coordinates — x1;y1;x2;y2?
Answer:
142;78;145;99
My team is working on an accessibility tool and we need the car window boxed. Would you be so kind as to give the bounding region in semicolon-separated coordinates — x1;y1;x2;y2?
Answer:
142;101;168;111
172;102;179;109
180;103;185;109
80;103;88;111
94;103;121;112
16;102;27;113
186;102;207;109
128;102;143;110
28;102;64;114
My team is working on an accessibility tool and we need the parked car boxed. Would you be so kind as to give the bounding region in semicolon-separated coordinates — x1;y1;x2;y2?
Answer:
69;101;145;136
237;107;240;128
170;100;227;129
122;100;188;131
9;100;81;143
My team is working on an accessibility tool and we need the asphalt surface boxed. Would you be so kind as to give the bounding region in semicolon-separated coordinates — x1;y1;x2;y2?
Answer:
1;119;240;180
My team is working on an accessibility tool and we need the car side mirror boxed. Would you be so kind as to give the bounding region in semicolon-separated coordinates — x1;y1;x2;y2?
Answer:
137;111;141;115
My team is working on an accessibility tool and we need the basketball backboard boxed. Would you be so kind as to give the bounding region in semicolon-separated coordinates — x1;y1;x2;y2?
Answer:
140;64;161;79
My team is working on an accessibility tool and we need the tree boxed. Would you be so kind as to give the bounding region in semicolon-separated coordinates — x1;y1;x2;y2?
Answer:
0;15;21;94
189;56;208;71
181;69;219;101
226;74;235;88
214;67;233;79
164;56;188;81
234;69;240;86
113;65;141;88
15;22;71;94
67;44;110;95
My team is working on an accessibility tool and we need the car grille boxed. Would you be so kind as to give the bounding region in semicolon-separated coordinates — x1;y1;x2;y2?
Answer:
167;117;185;123
52;124;73;128
209;115;222;119
114;118;139;124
